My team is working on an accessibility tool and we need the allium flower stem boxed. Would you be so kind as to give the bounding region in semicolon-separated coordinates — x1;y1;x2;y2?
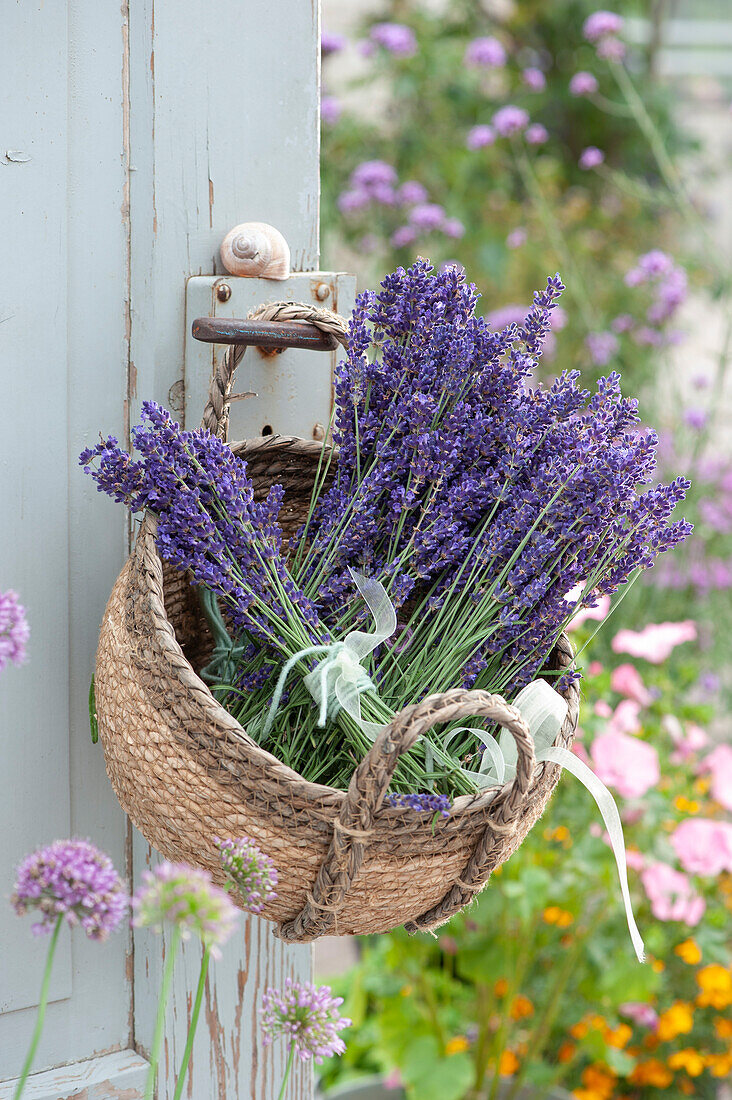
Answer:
13;916;63;1100
277;1043;296;1100
144;925;181;1100
172;944;210;1100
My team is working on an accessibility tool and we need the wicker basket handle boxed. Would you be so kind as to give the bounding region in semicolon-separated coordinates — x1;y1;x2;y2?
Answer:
200;301;349;440
276;688;535;943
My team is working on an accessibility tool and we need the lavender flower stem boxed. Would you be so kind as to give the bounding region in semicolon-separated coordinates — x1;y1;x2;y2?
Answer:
277;1042;296;1100
13;917;62;1100
144;925;181;1100
172;944;210;1100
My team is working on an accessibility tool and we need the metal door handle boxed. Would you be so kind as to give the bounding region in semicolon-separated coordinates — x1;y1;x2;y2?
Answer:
191;316;338;352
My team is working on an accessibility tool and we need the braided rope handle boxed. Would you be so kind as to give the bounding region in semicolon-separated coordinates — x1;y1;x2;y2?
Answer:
276;689;536;942
200;300;350;439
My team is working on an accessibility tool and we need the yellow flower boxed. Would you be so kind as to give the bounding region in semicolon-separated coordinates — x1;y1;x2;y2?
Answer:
582;1064;616;1096
570;1019;589;1039
714;1015;732;1039
605;1023;632;1049
543;906;574;927
557;1040;576;1064
674;938;702;965
693;776;711;795
629;1059;673;1088
668;1048;705;1077
656;1002;694;1042
445;1036;470;1055
509;994;534;1020
400;985;412;997
674;796;700;814
498;1050;519;1076
696;964;732;1009
650;957;665;973
707;1051;732;1078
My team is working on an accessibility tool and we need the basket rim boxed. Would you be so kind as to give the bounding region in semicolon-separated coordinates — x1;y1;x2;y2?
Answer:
137;432;576;819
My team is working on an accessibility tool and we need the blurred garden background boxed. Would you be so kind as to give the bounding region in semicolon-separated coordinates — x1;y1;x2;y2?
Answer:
314;2;732;1098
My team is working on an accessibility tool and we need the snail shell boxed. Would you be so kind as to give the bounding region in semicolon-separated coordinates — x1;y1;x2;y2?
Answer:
220;221;291;280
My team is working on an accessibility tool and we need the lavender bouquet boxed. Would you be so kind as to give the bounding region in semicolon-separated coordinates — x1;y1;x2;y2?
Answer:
82;261;690;796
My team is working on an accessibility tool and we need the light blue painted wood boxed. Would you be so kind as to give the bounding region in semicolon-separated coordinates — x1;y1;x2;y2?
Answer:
0;1050;148;1100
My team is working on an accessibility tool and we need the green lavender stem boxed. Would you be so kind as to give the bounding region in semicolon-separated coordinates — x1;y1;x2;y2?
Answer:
13;917;63;1100
172;945;211;1100
145;925;182;1100
277;1042;297;1100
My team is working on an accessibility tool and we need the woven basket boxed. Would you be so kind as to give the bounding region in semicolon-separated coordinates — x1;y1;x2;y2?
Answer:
94;303;579;942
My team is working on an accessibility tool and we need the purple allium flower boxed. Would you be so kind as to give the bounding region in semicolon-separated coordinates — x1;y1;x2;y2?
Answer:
391;225;418;248
586;331;619;366
409;202;446;231
443;217;465;239
0;589;29;670
214;836;278;914
464;36;506;69
11;839;127;940
260;979;351;1063
350;160;398;190
579;145;604;170
132;861;238;956
369;22;417;57
466;124;496;150
397;180;428;205
597;36;626;61
569;71;599;96
506;227;527;249
583;10;624;42
525;123;549;145
522;67;546;91
684;409;708;431
492;105;529;137
337;189;370;214
321;95;341;125
386;792;451;817
321;30;346;57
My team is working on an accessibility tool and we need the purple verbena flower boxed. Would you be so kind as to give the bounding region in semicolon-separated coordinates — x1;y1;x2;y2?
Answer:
492;105;529;137
467;124;496;150
586;330;619;366
569;71;599;96
397;180;428;205
350;160;398;190
409;202;446;231
260;979;351;1063
0;589;29;670
522;67;546;91
597;36;626;61
321;95;341;126
579;145;604;170
132;861;238;956
11;839;127;939
214;836;278;914
321;30;346;58
369;22;417;57
337;189;370;214
525;123;549;145
684;409;708;432
583;11;624;42
443;217;465;239
391;226;418;248
464;36;506;69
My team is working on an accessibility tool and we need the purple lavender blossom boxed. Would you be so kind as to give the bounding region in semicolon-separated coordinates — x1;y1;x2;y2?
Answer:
408;202;446;231
11;839;127;939
466;124;496;150
214;836;278;914
369;22;417;57
321;95;341;125
492;105;529;137
464;36;506;69
525;123;549;145
0;589;29;670
132;861;238;956
579;145;604;170
583;11;624;42
569;71;599;96
386;792;451;817
321;30;346;57
522;67;546;91
586;330;619;366
260;979;351;1063
397;180;428;205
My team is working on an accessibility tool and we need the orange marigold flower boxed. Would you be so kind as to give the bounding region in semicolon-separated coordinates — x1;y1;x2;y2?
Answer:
494;977;509;998
499;1050;519;1076
674;939;702;965
714;1015;732;1039
445;1035;470;1055
708;1051;732;1077
557;1040;576;1064
656;1002;694;1042
582;1064;616;1093
629;1059;673;1088
510;994;534;1020
679;1080;695;1096
570;1019;589;1040
605;1023;632;1049
696;964;732;1009
668;1048;705;1077
543;905;574;927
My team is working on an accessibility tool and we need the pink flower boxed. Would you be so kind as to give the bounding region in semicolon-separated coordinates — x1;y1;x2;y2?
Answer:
583;11;624;42
525;123;549;145
492;105;530;137
620;1002;658;1030
506;227;527;249
597;36;626;61
607;699;642;736
466;125;496;150
579;146;604;170
569;71;599;96
698;745;732;812
572;742;591;766
610;663;653;707
566;586;611;631
384;1068;404;1090
670;819;732;877
669;720;709;764
587;660;604;676
611;620;697;663
640;862;705;926
594;700;613;719
625;848;646;872
465;36;506;69
522;67;546;91
591;730;660;799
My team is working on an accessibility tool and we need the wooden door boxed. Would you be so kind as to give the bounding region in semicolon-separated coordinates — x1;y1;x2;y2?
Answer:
1;2;332;1096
